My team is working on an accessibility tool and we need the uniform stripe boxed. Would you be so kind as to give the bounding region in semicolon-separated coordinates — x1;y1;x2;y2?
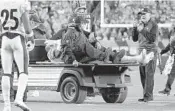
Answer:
20;36;29;74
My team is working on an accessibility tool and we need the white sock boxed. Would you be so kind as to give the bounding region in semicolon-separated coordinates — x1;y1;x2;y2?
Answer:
1;76;11;107
15;74;28;102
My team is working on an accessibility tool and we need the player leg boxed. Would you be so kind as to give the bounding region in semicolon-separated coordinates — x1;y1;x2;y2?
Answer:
12;61;28;102
158;63;175;95
1;36;14;111
113;49;154;64
79;37;113;63
12;36;30;111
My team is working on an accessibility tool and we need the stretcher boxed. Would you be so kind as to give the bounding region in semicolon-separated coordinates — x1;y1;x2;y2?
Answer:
12;61;139;104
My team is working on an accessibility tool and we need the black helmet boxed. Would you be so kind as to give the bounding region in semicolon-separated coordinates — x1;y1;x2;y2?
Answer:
68;13;82;25
68;13;88;26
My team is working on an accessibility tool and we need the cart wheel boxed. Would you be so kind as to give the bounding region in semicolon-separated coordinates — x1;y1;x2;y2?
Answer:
115;87;128;103
102;87;128;103
60;76;87;104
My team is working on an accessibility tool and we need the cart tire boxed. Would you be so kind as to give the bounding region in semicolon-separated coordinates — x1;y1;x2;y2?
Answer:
60;76;87;104
76;86;87;104
115;87;128;103
102;87;128;103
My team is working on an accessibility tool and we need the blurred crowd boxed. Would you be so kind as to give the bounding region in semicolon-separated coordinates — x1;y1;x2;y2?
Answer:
104;0;175;24
96;0;174;41
29;1;79;39
29;0;172;42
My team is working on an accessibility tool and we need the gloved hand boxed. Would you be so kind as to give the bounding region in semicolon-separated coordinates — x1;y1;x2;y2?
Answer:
73;60;80;67
137;23;144;32
26;35;35;51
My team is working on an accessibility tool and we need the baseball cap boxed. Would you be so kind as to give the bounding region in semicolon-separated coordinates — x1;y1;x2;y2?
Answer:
140;7;151;14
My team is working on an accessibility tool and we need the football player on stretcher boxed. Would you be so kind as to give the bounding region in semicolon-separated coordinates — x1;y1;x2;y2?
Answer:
45;14;154;66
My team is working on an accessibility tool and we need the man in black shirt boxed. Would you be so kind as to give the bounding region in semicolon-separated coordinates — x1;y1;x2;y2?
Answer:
132;8;158;102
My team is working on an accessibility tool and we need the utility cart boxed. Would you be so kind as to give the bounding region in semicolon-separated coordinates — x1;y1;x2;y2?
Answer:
3;39;139;104
12;62;138;104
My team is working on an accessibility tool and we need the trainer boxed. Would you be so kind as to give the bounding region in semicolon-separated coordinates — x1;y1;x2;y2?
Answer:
132;8;158;102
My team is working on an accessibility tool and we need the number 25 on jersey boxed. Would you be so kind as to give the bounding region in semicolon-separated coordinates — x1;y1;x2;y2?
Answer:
1;9;19;30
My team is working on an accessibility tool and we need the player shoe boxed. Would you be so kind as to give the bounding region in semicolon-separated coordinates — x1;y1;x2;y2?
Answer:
3;106;11;111
158;89;170;96
14;100;30;111
112;49;126;64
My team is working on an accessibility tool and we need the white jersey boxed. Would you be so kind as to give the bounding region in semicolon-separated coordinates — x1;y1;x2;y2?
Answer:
0;0;29;36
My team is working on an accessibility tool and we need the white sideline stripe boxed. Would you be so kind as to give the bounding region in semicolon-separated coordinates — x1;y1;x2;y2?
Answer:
28;70;63;72
14;83;58;85
13;83;57;86
14;82;58;84
28;72;62;74
28;67;63;68
14;71;62;73
29;69;63;70
29;72;61;73
14;78;60;80
13;81;58;83
14;82;58;83
14;76;60;79
14;75;61;79
14;78;59;81
14;80;58;82
15;70;62;71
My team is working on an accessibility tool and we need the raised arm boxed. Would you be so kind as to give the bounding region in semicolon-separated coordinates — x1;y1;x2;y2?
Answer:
140;21;158;43
132;27;139;42
21;11;33;36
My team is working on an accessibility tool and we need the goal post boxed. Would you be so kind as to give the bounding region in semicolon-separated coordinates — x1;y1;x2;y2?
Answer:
100;0;172;28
